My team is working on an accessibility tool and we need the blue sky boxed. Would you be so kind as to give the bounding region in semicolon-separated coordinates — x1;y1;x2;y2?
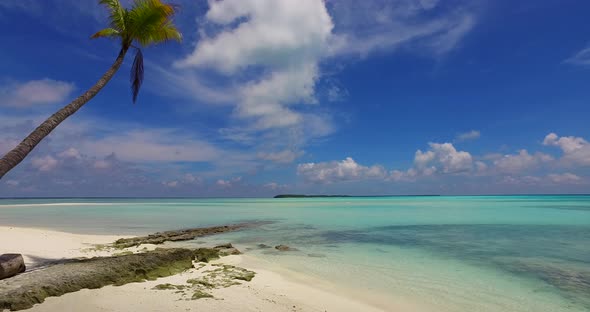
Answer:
1;0;589;197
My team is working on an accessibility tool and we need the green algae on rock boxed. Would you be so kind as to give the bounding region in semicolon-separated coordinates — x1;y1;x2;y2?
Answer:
152;283;188;290
113;222;267;249
0;248;220;311
152;262;256;301
191;289;214;300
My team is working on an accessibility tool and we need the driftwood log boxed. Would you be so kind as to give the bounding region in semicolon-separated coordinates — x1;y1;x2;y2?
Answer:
0;254;26;280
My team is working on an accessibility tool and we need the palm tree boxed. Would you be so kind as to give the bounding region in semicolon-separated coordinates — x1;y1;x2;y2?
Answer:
0;0;182;180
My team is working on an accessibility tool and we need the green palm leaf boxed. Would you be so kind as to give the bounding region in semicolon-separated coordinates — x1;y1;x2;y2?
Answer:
127;0;179;46
93;0;181;102
98;0;127;32
90;27;120;39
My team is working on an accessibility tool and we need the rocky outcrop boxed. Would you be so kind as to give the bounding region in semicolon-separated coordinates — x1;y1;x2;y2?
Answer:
275;245;298;251
113;222;267;248
0;254;25;280
214;243;241;256
0;248;220;311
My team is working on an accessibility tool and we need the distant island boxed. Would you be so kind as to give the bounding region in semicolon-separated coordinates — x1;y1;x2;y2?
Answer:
273;194;352;198
273;194;441;198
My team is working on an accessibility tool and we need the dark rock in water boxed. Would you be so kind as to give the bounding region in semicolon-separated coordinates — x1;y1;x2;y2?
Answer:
0;248;220;311
275;245;298;251
500;259;590;308
214;243;241;256
307;253;326;258
214;243;233;249
0;254;26;280
257;244;272;249
113;222;269;249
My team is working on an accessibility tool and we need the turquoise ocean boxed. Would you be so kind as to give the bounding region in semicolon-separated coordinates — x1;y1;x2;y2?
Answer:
1;196;589;311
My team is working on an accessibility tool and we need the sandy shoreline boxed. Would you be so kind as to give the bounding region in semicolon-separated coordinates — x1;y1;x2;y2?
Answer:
0;226;403;312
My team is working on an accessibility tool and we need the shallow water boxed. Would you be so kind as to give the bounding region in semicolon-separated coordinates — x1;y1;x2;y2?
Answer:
1;196;589;311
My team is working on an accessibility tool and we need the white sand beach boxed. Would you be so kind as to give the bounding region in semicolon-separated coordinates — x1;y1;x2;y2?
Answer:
0;226;426;312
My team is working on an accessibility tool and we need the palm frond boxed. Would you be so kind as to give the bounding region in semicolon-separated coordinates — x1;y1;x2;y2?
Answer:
98;0;127;31
127;0;180;46
136;21;182;46
130;48;144;103
90;27;121;39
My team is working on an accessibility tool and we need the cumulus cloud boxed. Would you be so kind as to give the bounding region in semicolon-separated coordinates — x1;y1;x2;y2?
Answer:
163;181;178;188
455;130;480;142
415;143;473;174
547;173;583;184
216;177;243;188
297;157;386;184
176;0;333;73
167;0;479;169
176;0;333;130
58;147;81;159
543;133;590;166
499;173;583;187
492;150;553;173
0;79;75;107
388;142;473;181
170;0;341;165
31;155;58;172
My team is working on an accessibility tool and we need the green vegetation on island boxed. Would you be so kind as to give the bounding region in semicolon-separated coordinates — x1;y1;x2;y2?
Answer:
273;194;352;198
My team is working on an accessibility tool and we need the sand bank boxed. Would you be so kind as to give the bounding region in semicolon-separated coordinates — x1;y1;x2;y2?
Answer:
0;226;403;312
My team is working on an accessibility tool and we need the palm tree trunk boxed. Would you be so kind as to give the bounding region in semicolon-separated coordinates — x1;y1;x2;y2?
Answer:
0;47;129;180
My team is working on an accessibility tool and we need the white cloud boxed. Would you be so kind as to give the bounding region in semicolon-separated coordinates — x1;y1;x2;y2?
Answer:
79;130;221;163
547;173;583;184
264;182;287;190
4;180;19;187
31;155;58;172
492;149;553;173
171;0;338;167
167;0;478;172
475;161;488;173
389;142;473;181
498;173;583;187
543;133;590;166
418;0;439;10
183;174;200;183
0;0;40;12
0;79;75;107
328;0;477;57
500;175;542;185
149;63;237;105
258;150;303;164
58;147;81;159
163;181;179;188
176;0;334;132
216;177;242;188
176;0;333;73
415;143;473;174
564;46;590;66
297;157;386;184
456;130;480;142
